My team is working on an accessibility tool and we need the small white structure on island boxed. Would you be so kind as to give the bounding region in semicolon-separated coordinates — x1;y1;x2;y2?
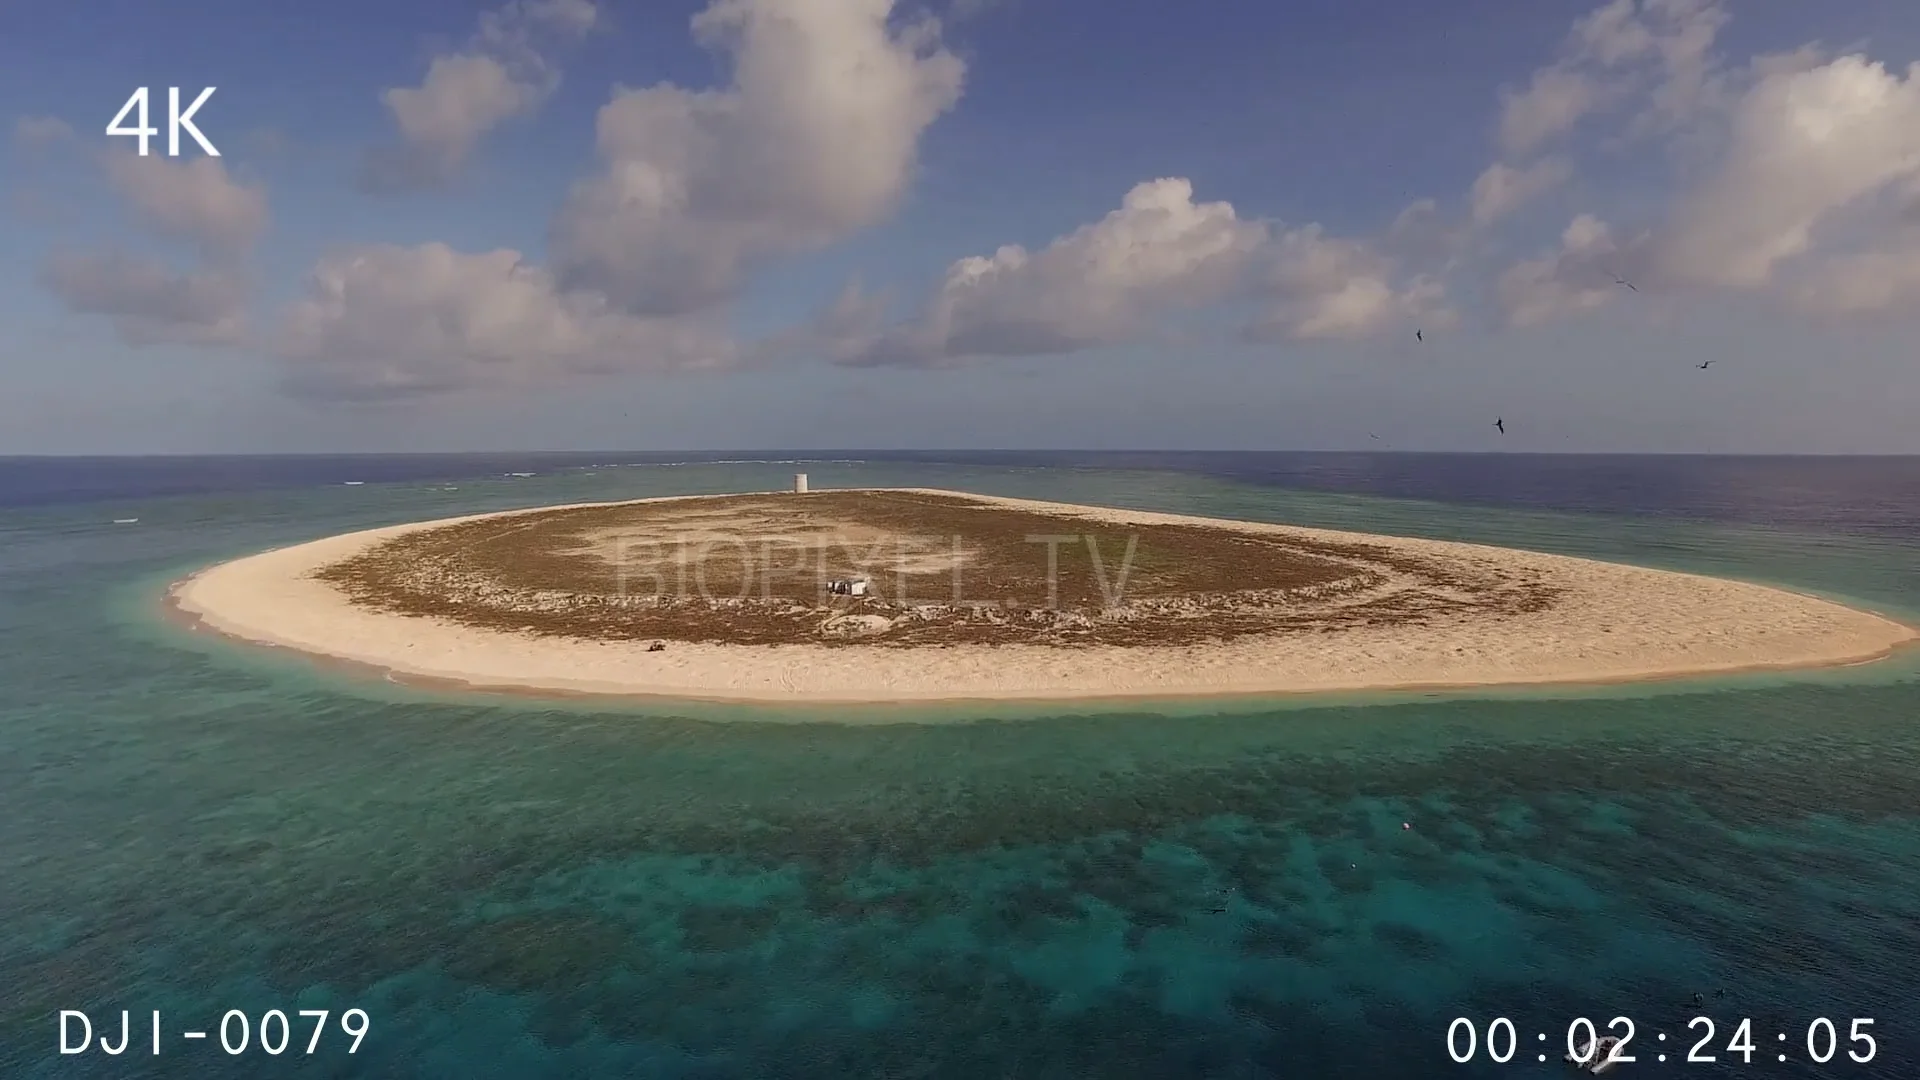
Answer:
794;473;809;493
826;577;869;597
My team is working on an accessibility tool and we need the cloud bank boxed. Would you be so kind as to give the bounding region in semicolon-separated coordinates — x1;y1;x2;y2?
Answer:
279;243;735;400
1489;0;1920;324
24;0;1920;399
819;178;1444;368
286;0;962;399
37;154;265;347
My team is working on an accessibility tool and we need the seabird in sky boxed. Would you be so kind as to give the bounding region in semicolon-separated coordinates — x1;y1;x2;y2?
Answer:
1415;329;1423;342
1494;417;1505;434
1613;275;1638;291
1697;360;1714;369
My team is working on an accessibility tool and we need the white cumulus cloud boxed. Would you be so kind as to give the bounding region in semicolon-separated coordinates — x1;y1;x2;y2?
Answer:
819;178;1440;366
1248;227;1447;341
1496;0;1730;155
1497;213;1643;326
830;178;1266;366
549;0;965;315
277;0;965;400
101;154;268;261
1498;68;1601;158
38;251;248;347
1469;158;1572;227
1656;54;1920;289
278;243;736;400
1487;0;1920;325
361;0;600;192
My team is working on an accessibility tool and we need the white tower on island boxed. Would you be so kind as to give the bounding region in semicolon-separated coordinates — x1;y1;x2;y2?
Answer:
794;473;809;493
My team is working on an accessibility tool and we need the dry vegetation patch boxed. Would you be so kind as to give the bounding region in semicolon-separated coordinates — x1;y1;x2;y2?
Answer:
314;491;1562;646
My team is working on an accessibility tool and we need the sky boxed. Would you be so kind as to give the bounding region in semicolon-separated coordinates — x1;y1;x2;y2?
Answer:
3;0;1919;454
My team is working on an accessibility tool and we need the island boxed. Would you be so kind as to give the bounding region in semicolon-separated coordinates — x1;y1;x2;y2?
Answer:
167;488;1917;703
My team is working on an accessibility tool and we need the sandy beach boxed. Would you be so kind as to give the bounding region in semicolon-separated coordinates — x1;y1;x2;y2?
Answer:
167;488;1918;704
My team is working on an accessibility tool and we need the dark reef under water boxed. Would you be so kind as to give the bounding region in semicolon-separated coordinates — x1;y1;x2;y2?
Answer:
3;454;1917;1078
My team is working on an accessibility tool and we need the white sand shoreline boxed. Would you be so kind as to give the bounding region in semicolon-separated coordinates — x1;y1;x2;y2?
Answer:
166;488;1919;706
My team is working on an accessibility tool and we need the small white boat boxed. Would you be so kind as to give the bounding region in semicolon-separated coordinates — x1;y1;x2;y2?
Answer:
111;517;138;524
1566;1034;1625;1073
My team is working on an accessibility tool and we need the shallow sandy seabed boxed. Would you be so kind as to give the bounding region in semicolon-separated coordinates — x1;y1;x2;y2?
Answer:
168;489;1918;705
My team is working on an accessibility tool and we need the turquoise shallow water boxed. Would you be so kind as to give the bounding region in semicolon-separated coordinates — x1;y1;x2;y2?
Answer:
3;461;1918;1078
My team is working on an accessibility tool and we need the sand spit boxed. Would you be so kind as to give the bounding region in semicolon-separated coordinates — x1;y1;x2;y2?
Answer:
168;488;1918;705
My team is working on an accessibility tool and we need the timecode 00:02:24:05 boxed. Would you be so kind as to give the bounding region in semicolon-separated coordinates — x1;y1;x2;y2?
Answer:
1445;1016;1878;1065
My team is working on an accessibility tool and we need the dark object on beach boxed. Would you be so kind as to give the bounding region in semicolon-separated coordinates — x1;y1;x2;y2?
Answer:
1493;417;1504;435
826;578;871;597
647;641;666;652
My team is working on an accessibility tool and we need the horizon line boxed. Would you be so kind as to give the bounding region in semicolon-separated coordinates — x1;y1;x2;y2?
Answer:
3;449;1919;460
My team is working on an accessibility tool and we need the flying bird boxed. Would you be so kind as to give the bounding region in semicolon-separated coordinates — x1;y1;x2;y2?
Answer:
1368;432;1381;440
1697;360;1714;369
1415;329;1424;343
1494;417;1505;435
1613;275;1638;292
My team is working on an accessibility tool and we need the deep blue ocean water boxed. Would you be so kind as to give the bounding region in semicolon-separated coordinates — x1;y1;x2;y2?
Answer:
2;452;1917;1078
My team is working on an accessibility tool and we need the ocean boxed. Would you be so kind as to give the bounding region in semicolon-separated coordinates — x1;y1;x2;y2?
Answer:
2;452;1916;1079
